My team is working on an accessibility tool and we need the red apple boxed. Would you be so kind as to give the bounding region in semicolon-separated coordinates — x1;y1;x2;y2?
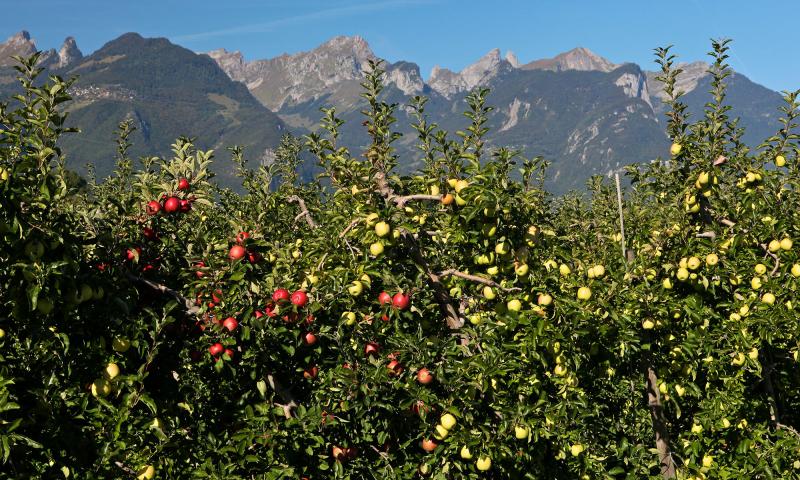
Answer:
303;332;318;346
392;292;410;310
411;400;429;416
264;303;277;318
194;261;206;278
146;200;161;215
125;247;142;261
332;446;346;460
378;291;392;305
247;251;261;264
303;365;319;379
209;343;224;356
223;348;235;359
212;289;223;304
416;368;434;385
273;288;290;303
177;177;190;191
236;231;250;244
291;290;308;307
365;342;380;357
164;197;180;213
142;227;158;241
387;359;404;376
179;199;191;213
228;245;246;261
421;438;438;452
222;317;238;332
254;310;264;319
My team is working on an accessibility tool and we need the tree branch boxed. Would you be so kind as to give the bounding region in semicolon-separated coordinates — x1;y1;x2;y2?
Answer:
394;194;441;208
437;269;521;292
126;273;199;315
266;373;298;419
288;195;317;228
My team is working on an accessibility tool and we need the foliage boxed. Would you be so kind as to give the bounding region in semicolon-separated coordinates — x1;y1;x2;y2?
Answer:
1;43;800;480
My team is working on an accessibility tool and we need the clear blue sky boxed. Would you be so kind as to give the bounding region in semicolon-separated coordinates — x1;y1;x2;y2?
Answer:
2;0;797;92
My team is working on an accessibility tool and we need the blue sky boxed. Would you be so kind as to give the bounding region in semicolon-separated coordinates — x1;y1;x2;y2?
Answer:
2;0;797;92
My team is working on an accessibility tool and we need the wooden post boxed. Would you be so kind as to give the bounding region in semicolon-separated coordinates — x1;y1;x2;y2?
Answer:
614;172;626;261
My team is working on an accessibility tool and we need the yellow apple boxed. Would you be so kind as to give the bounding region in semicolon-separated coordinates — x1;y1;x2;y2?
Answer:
674;385;686;397
495;242;511;255
750;277;762;290
762;292;776;305
91;378;112;397
781;237;793;250
570;443;584;456
775;154;786;166
136;465;155;480
374;221;390;237
476;456;492;471
592;265;605;278
559;264;571;276
515;263;529;276
705;253;718;266
369;242;384;256
429;184;440;196
662;278;673;289
342;311;357;326
482;286;496;300
460;445;473;460
676;268;689;281
792;264;800;277
440;413;456;430
514;425;529;440
447;178;458;189
112;337;131;353
507;299;522;312
537;293;552;306
691;423;703;434
642;319;655;330
702;455;713;468
754;263;767;275
348;281;364;296
554;364;567;376
576;287;591;301
433;424;449;440
454;179;469;193
670;142;682;156
686;256;701;270
748;347;759;360
365;212;379;226
104;363;120;380
768;240;781;252
469;314;483;325
731;352;746;366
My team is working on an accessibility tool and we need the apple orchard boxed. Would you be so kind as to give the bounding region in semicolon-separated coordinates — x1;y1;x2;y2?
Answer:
2;41;800;479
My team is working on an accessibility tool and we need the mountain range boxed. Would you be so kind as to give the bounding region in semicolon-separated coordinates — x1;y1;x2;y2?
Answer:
0;31;787;192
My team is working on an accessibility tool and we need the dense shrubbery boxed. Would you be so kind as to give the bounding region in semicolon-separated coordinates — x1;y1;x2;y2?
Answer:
1;42;800;479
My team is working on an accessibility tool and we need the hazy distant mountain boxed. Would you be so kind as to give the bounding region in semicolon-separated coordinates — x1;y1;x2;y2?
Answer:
207;37;785;192
0;31;287;187
0;31;787;193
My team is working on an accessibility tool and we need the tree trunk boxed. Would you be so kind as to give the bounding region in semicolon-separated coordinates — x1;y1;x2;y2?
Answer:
646;367;677;478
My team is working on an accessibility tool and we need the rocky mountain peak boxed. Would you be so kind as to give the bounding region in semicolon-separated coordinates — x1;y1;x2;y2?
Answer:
318;35;373;60
429;48;514;98
0;30;39;65
57;36;82;68
524;47;617;72
505;50;520;68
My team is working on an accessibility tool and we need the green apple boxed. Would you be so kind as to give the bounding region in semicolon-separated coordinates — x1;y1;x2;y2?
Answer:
37;298;54;315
